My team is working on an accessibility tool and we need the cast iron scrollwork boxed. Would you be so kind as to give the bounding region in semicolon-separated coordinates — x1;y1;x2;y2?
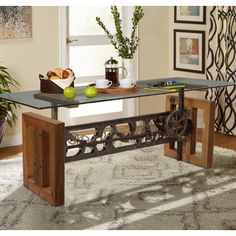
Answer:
64;109;193;163
64;112;177;162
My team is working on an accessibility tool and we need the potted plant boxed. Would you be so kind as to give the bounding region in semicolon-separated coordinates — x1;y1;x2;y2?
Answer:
0;66;20;144
96;6;144;59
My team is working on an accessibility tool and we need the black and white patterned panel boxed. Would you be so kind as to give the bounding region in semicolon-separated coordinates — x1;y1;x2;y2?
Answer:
205;6;236;135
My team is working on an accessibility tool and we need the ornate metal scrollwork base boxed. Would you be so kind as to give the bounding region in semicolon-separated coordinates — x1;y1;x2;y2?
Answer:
64;109;193;163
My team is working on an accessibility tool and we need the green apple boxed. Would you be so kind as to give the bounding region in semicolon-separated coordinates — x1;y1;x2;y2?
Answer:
84;85;97;98
63;87;76;99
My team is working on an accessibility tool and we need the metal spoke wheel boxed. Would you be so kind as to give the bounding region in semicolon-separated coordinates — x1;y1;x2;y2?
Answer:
165;110;189;138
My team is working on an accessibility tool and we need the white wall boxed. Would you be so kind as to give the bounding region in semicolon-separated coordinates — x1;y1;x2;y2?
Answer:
0;7;60;147
0;6;210;147
138;6;170;115
138;6;209;128
168;7;210;126
168;6;209;95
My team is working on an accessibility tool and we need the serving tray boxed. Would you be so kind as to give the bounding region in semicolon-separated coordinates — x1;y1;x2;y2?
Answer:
34;92;79;107
96;85;139;94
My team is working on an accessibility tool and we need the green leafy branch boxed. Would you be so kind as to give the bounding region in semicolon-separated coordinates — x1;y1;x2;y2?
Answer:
96;6;144;59
0;66;20;127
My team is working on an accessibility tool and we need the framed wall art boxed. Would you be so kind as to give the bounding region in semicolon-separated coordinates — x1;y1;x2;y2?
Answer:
174;29;205;74
174;6;206;24
0;6;32;39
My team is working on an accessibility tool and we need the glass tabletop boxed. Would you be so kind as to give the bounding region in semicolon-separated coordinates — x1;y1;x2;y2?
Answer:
0;77;235;110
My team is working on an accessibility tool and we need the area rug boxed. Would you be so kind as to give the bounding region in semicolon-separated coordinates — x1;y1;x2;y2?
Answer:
1;144;236;230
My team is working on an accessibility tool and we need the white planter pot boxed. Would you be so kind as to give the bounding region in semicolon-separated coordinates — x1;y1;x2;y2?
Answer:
122;58;135;81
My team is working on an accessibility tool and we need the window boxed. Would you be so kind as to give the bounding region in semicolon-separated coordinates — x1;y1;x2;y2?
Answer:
59;6;137;125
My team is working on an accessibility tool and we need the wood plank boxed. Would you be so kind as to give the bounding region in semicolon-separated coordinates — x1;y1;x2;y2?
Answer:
33;130;50;187
164;95;215;168
201;102;215;168
0;145;22;160
49;122;65;206
22;124;34;183
42;131;50;187
25;178;53;204
33;129;41;185
22;112;65;206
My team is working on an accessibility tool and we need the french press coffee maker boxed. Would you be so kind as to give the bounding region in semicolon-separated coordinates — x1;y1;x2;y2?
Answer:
105;57;127;87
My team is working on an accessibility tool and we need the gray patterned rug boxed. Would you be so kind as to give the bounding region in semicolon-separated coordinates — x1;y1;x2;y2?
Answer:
1;144;236;230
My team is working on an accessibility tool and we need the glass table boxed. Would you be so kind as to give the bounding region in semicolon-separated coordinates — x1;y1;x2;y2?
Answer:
0;77;235;206
1;77;233;119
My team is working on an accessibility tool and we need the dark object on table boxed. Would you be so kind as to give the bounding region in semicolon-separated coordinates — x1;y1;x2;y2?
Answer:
39;74;74;94
105;57;127;87
34;92;79;106
146;81;185;88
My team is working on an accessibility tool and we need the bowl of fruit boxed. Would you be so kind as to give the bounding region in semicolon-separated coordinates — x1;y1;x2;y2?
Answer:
39;67;75;94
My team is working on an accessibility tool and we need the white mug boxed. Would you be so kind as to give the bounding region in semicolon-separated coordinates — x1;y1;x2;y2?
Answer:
96;79;113;88
119;79;136;88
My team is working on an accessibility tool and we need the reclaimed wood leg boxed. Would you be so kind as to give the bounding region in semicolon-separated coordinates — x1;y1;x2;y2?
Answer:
22;112;65;206
164;96;215;168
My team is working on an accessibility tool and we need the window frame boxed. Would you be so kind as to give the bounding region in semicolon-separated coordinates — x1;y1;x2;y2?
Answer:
58;6;138;125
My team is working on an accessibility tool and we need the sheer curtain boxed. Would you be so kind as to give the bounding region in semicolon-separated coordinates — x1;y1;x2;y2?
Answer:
206;6;236;135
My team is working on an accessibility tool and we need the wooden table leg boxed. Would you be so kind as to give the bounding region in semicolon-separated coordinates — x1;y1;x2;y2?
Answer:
164;96;215;168
22;112;65;206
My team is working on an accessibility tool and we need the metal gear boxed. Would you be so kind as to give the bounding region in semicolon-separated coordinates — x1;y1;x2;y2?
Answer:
165;110;189;138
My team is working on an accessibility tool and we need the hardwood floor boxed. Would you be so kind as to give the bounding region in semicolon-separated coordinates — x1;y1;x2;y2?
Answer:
0;130;236;160
194;129;236;151
209;131;236;151
0;145;22;160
